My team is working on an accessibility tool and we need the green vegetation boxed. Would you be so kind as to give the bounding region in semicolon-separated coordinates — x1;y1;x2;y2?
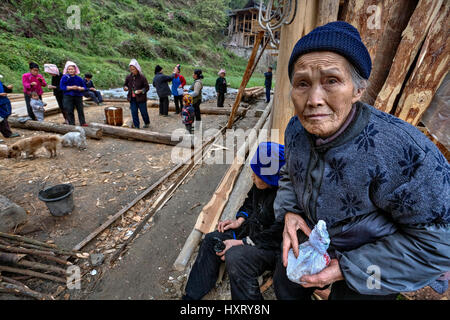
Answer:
0;0;267;91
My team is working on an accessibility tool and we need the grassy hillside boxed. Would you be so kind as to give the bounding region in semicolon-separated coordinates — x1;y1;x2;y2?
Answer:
0;0;267;91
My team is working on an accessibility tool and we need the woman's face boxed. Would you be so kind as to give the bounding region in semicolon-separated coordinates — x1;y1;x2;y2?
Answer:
193;73;198;80
130;65;138;75
30;68;39;76
290;51;363;138
67;66;76;76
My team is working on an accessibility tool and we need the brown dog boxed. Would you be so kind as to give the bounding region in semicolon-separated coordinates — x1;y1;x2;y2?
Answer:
8;135;61;159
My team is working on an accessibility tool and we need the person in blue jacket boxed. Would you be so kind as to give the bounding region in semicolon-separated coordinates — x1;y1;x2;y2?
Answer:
273;21;449;300
60;61;87;126
0;78;20;138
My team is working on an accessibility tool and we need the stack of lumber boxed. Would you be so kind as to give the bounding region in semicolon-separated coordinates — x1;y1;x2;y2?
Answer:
0;232;89;300
242;86;265;102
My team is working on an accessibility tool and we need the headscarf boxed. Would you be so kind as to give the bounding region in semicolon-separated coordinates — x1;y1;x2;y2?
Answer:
44;64;60;75
250;142;285;187
183;94;193;106
129;59;142;75
218;69;226;76
63;61;80;75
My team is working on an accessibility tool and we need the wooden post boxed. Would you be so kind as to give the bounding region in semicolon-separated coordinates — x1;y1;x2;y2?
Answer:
317;0;340;26
227;31;265;129
271;0;318;143
374;0;444;113
394;2;449;125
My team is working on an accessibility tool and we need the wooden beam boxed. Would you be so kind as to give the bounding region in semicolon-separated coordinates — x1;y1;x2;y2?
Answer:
395;2;449;125
271;0;318;143
374;0;443;112
89;122;186;147
360;0;417;105
227;31;265;129
8;118;103;139
317;0;340;26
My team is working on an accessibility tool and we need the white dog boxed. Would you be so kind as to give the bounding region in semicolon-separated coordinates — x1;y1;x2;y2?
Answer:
61;126;87;149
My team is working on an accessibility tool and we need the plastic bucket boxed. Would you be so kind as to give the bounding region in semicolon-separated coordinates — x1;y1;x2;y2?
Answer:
38;184;74;217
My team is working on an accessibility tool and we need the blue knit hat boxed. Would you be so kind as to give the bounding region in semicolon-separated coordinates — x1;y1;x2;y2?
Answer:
250;142;285;187
288;21;372;81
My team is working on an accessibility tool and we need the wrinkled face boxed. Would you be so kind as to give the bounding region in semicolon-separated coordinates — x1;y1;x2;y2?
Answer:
252;172;270;190
290;51;363;138
30;68;39;76
67;66;76;76
129;65;138;75
219;72;225;78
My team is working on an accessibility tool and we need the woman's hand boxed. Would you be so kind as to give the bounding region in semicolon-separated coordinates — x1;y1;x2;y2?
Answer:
0;93;7;97
30;82;37;86
217;218;245;233
48;85;56;89
135;89;142;94
78;86;85;91
282;212;312;267
216;239;243;261
124;86;129;91
299;259;344;288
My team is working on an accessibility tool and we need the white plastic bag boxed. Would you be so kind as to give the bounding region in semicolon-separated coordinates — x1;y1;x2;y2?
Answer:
286;220;331;284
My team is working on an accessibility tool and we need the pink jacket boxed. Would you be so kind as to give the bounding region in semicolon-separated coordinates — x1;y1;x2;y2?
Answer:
22;72;47;95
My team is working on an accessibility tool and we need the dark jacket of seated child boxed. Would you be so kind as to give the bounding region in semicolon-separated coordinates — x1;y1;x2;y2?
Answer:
183;142;285;300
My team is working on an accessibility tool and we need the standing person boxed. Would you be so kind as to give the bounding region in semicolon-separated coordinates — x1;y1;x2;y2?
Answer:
181;94;195;134
264;67;273;103
60;61;87;126
83;73;103;105
153;65;175;117
0;78;20;138
171;64;186;114
123;59;150;129
188;69;204;122
44;64;68;124
22;62;47;120
215;69;227;108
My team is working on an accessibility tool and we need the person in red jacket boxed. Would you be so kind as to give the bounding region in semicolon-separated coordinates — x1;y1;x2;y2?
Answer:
22;62;47;120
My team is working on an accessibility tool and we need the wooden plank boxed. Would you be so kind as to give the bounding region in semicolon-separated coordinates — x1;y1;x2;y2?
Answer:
361;0;417;105
317;0;339;26
374;0;443;112
8;118;103;139
227;31;265;129
395;2;449;125
271;0;318;143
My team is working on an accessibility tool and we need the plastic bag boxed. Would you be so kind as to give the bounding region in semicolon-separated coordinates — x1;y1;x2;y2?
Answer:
286;220;331;284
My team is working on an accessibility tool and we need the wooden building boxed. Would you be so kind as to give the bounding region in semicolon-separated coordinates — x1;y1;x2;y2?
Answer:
227;0;280;48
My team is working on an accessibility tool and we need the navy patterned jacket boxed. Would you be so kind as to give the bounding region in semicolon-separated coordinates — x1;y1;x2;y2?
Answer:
274;101;450;295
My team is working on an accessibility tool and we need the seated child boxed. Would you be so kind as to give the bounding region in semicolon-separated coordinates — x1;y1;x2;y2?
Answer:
83;73;103;105
183;142;285;300
181;94;195;134
30;91;47;122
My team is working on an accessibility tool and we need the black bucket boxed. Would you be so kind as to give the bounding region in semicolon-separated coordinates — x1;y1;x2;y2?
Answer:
38;184;74;217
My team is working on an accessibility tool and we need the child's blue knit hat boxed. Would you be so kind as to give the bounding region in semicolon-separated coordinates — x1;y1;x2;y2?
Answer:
250;142;285;187
288;21;372;81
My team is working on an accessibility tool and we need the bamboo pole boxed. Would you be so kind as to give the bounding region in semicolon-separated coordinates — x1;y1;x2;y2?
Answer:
0;266;66;283
227;31;265;129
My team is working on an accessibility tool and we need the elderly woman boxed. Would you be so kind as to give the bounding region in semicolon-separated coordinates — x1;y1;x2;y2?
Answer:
273;21;449;300
60;61;87;126
124;59;150;129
